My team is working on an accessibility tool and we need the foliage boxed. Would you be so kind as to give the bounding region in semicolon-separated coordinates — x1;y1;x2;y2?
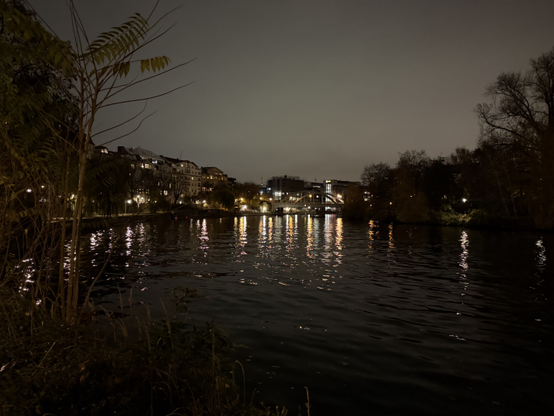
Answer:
0;0;79;311
210;186;235;211
360;162;394;220
342;184;366;220
0;0;191;323
429;204;469;226
391;151;431;223
234;182;261;205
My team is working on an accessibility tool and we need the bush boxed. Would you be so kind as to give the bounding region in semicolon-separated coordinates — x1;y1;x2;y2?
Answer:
430;204;470;226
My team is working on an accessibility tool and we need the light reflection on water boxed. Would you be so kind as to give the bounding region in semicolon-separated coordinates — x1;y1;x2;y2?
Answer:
459;230;470;299
85;216;553;416
536;237;546;270
306;215;314;259
388;222;394;251
199;218;209;254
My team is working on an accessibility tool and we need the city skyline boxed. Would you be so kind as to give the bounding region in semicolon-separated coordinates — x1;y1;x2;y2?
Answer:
28;0;554;183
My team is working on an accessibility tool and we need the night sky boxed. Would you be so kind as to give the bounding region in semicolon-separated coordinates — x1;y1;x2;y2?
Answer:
28;0;554;183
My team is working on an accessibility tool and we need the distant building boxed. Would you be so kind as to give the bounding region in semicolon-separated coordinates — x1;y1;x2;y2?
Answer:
116;146;172;203
201;166;229;192
164;156;201;201
304;181;323;192
323;179;359;202
266;175;305;201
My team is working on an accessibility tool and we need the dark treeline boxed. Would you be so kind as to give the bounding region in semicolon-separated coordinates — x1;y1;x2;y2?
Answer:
345;47;554;230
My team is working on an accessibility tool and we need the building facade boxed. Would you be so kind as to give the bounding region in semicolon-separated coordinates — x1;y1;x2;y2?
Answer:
164;157;201;202
201;166;229;192
265;175;305;201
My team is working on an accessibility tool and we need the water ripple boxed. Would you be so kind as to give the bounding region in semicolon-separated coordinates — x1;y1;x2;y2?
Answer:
84;216;554;416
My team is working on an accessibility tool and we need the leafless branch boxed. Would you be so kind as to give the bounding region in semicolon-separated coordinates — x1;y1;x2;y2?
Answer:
92;102;149;138
101;82;194;108
98;111;157;146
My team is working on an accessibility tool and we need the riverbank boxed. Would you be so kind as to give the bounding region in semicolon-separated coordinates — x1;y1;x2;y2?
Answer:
0;287;289;416
83;205;548;234
353;206;546;232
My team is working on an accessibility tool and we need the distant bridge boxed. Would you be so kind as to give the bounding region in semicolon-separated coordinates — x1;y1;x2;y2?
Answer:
272;190;344;211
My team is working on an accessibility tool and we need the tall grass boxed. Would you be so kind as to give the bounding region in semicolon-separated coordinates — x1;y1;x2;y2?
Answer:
0;286;289;416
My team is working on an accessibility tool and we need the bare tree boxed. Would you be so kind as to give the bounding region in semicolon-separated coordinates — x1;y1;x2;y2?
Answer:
476;47;554;227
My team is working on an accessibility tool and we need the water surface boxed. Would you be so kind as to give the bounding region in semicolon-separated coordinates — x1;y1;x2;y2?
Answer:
86;215;554;416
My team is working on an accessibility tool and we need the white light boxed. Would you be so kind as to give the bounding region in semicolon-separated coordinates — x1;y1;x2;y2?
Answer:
462;198;467;203
26;189;32;193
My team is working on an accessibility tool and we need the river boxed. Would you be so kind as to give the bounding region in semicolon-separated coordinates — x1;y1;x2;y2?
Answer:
85;214;553;416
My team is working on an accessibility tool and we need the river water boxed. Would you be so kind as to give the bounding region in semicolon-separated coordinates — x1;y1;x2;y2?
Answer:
85;215;553;416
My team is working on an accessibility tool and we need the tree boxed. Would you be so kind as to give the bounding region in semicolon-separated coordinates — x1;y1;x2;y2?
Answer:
3;0;190;322
85;154;129;216
361;162;394;220
169;173;186;204
342;184;366;220
476;47;554;228
209;185;235;211
122;157;154;209
392;150;431;223
233;181;260;208
421;156;459;212
1;0;78;300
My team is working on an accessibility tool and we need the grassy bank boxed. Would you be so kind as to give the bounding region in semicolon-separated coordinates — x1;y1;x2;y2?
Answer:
0;287;289;416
